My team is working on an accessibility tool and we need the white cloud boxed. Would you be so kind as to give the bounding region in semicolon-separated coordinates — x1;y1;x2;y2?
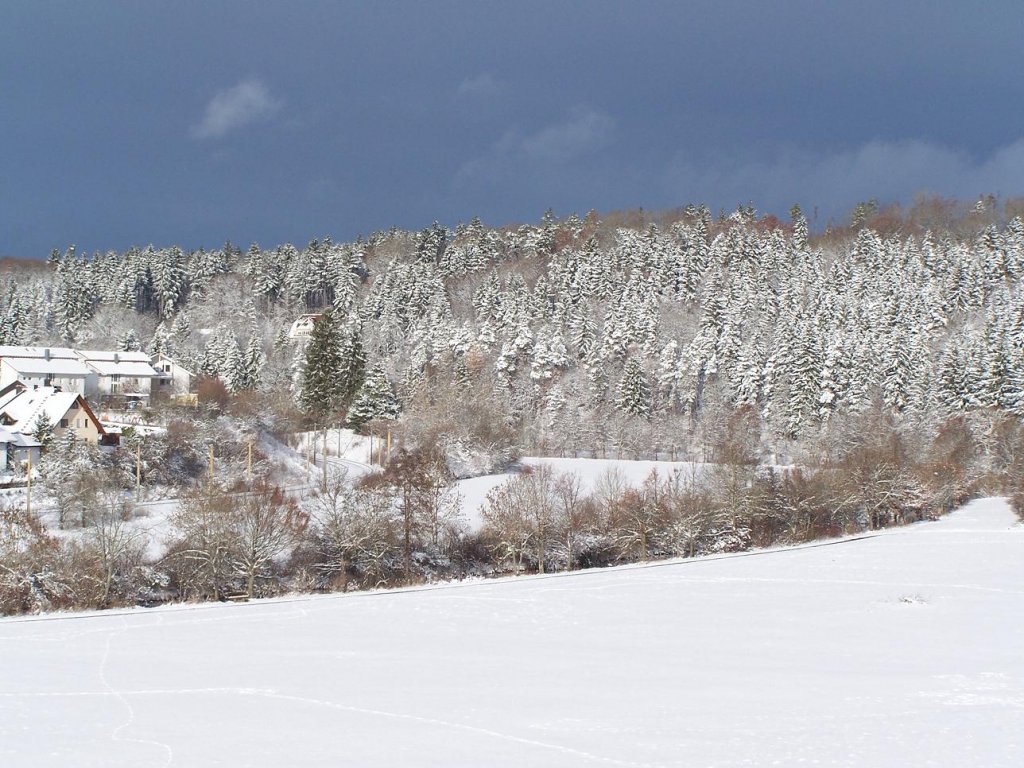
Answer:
663;137;1024;216
459;105;615;181
191;78;282;140
457;72;501;97
511;106;615;163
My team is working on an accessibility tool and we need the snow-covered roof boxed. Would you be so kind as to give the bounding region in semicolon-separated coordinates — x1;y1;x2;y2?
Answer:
0;347;161;380
76;350;153;363
85;360;161;378
0;387;23;413
288;314;323;339
74;350;160;378
0;387;84;433
0;426;41;448
1;357;94;377
0;345;78;360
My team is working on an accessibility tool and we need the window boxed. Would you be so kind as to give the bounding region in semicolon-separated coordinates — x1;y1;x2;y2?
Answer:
59;419;68;428
112;374;121;382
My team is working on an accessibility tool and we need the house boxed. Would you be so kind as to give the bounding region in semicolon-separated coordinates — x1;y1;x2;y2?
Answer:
153;354;193;396
0;346;96;395
288;313;323;339
75;350;162;404
0;427;41;474
0;386;106;444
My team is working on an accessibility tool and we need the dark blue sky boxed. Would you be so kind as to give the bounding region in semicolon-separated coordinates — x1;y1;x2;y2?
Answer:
3;1;1023;257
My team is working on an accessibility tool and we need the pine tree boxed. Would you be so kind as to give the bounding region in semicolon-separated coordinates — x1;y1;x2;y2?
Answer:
299;312;346;422
235;332;265;391
220;334;243;392
615;358;651;418
336;322;367;407
33;412;55;450
118;328;141;352
347;364;401;429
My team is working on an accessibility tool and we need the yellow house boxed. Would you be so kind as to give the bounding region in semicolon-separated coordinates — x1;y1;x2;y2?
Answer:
0;386;106;444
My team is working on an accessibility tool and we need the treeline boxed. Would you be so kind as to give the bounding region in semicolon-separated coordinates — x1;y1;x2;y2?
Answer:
3;197;1024;467
3;410;1008;617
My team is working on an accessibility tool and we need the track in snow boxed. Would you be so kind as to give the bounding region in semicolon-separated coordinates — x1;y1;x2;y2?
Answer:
1;498;1021;767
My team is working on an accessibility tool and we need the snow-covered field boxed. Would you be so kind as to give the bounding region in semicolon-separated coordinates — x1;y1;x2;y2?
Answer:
1;498;1021;767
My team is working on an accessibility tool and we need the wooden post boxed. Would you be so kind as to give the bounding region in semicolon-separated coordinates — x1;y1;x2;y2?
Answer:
247;440;253;477
368;433;374;465
208;445;215;482
136;441;142;489
26;451;32;516
386;429;392;466
322;428;328;490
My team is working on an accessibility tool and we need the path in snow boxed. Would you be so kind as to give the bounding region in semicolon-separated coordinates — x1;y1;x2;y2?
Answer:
0;498;1021;767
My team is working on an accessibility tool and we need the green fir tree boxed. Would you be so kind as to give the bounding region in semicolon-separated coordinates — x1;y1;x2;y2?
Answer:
347;364;401;429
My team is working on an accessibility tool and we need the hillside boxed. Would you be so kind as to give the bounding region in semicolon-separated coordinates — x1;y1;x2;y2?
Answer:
2;497;1020;767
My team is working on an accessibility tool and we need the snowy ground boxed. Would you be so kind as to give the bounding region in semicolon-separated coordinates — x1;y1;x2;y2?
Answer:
457;457;707;529
294;428;375;466
1;498;1021;767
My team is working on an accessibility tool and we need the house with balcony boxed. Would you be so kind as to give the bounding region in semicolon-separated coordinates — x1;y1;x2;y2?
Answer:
0;346;96;394
75;350;162;405
153;353;193;396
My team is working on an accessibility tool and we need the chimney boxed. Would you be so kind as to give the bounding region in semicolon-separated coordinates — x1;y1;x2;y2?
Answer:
43;348;50;361
114;352;120;364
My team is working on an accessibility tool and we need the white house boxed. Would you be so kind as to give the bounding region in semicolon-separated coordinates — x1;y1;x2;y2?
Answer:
75;350;162;404
0;346;96;395
153;354;193;396
0;427;41;474
0;386;106;444
288;313;323;339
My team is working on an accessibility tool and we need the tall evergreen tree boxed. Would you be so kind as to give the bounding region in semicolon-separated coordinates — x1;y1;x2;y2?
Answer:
615;358;652;418
299;312;346;422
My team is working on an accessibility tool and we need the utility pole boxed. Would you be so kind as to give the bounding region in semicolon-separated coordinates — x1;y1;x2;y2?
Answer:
26;451;32;516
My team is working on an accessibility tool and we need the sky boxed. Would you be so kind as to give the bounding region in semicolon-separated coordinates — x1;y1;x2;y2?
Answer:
3;1;1023;258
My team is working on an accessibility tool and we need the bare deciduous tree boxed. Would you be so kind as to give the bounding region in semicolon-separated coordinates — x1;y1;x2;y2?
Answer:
305;468;398;590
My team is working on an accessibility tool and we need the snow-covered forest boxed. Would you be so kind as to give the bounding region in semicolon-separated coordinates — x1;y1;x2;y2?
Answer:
5;200;1024;453
4;196;1024;615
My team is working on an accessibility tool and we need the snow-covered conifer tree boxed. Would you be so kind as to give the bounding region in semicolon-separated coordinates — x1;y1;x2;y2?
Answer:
347;364;401;429
615;358;651;418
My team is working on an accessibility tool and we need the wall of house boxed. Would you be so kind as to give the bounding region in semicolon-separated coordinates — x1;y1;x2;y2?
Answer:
93;375;155;402
0;362;92;395
56;402;102;444
53;375;92;394
0;441;42;474
155;362;191;395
